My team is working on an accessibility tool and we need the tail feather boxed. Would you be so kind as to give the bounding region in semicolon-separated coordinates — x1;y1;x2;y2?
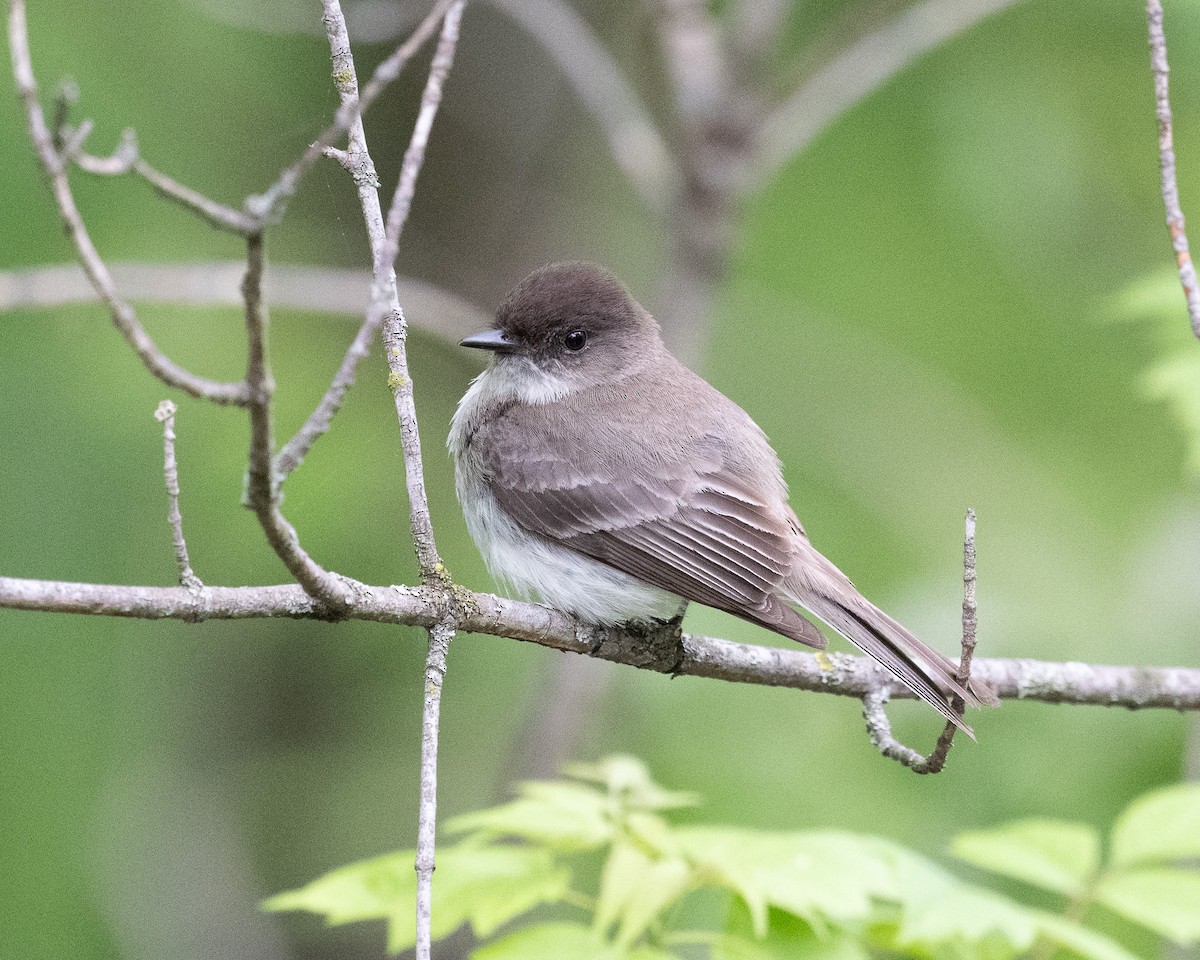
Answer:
784;544;998;734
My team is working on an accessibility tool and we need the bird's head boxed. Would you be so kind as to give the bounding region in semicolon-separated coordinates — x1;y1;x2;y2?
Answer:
460;262;663;398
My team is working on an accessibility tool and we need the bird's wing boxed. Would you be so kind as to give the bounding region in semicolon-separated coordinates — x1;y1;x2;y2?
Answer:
478;392;826;647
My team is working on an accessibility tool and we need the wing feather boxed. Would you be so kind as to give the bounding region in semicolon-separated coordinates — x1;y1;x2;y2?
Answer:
478;395;826;646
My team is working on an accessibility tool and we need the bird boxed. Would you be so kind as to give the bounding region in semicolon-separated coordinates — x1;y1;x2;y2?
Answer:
448;262;997;732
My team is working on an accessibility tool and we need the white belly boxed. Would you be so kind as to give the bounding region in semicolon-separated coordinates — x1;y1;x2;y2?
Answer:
449;369;684;625
455;462;684;624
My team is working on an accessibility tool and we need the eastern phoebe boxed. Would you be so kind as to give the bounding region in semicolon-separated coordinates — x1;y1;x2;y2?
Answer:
450;263;997;731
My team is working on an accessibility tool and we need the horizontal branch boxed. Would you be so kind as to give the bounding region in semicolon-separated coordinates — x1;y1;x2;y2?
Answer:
0;262;489;340
2;575;1197;712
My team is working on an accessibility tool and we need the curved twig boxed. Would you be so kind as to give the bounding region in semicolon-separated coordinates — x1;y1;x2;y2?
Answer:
6;0;250;406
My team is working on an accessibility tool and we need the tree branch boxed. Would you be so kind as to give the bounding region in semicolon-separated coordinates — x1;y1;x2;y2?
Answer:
6;0;251;406
240;234;355;612
3;575;1199;713
153;401;203;592
415;617;455;960
0;262;488;343
247;0;457;225
274;0;463;482
315;5;467;956
379;1;466;583
1146;0;1200;340
49;84;256;235
863;508;982;773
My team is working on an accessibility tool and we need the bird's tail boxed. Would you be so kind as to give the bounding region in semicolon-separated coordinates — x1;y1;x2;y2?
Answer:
784;539;999;736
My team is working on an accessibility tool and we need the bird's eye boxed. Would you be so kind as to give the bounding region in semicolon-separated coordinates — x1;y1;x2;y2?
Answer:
563;330;587;351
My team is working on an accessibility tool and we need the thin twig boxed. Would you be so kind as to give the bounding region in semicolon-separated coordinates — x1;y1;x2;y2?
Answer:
153;401;203;591
1147;0;1200;340
379;0;466;276
314;6;467;955
371;0;466;583
55;113;256;234
415;617;455;960
862;509;982;774
6;0;251;406
4;574;1200;712
485;0;676;209
247;0;456;225
239;233;355;612
755;0;1026;182
274;0;459;481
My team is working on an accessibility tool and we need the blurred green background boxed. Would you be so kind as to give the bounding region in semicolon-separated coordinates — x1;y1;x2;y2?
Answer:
2;0;1198;957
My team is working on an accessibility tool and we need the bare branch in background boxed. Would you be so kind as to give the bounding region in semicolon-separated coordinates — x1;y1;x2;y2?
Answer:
153;401;203;592
653;0;745;365
486;0;676;209
6;0;251;406
4;574;1200;712
1147;0;1200;340
0;262;487;342
864;510;982;774
755;0;1026;182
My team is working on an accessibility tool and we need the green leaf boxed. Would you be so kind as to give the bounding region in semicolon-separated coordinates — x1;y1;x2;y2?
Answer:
1095;867;1200;944
718;903;870;960
594;841;693;947
676;829;892;935
565;755;698;811
951;818;1100;897
887;849;1039;953
263;850;414;925
265;843;569;954
471;921;683;960
447;781;616;850
1110;783;1200;868
1035;913;1142;960
471;922;612;960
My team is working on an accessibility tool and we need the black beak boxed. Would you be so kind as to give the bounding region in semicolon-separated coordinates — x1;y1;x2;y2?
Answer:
460;328;516;353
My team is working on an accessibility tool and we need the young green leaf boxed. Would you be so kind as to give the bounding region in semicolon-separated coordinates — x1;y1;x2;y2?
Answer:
471;921;684;960
446;780;616;850
1110;783;1200;868
718;902;870;960
263;850;414;926
472;922;613;960
266;842;570;954
1034;914;1143;960
675;829;893;935
593;841;692;948
565;755;699;811
1094;867;1200;945
951;818;1101;897
887;848;1039;953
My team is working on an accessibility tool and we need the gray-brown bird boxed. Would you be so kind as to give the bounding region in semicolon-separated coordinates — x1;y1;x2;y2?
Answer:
449;262;997;731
